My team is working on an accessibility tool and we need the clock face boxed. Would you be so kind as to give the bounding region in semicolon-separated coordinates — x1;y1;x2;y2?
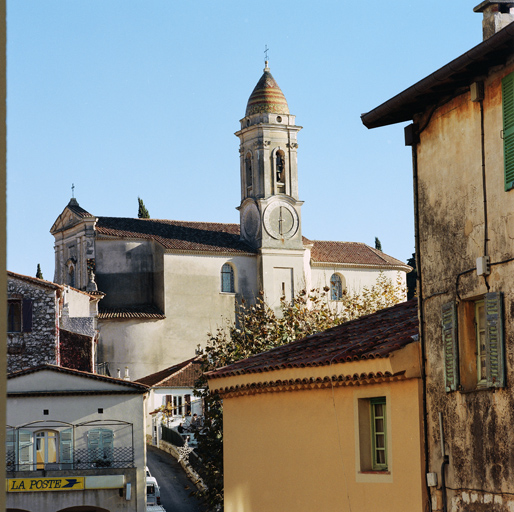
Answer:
241;202;261;241
263;202;299;240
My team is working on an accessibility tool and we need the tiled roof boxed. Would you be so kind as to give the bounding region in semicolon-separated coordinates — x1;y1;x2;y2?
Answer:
96;217;257;254
94;217;408;268
246;68;290;116
207;299;418;379
310;241;409;269
8;271;62;291
136;357;202;388
98;304;165;320
66;198;95;218
7;364;149;391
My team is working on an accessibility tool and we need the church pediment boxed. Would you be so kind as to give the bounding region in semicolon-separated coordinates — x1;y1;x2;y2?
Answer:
50;200;96;235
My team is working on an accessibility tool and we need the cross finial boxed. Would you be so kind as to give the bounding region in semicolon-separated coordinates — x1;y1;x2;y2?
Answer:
264;45;269;63
71;183;75;198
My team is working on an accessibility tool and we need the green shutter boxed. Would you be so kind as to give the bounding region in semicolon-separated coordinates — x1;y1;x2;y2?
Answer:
59;428;73;468
442;302;459;392
485;292;505;388
18;429;33;470
502;72;514;191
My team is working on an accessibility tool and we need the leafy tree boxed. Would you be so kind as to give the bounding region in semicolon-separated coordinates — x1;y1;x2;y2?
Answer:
137;197;150;219
194;273;405;509
36;264;43;280
375;237;382;251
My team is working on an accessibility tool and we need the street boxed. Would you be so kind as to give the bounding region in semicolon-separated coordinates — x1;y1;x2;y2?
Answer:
147;444;207;512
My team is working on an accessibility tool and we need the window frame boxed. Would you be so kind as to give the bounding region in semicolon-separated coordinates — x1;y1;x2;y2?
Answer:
330;273;344;301
7;299;22;333
370;397;388;471
221;263;235;293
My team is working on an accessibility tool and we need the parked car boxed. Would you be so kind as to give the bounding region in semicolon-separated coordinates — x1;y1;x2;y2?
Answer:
147;505;166;512
146;465;152;477
146;476;161;506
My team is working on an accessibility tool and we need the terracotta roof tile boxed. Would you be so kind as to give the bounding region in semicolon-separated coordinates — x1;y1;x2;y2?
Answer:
96;217;256;254
98;304;165;320
310;241;409;268
207;299;418;379
136;357;202;388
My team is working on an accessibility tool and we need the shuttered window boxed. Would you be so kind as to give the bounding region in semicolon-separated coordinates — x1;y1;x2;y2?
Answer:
442;293;505;392
502;72;514;191
442;302;459;392
88;428;114;466
59;428;73;468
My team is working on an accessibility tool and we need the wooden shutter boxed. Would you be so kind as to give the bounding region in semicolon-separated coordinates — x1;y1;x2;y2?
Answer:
18;429;33;470
6;429;15;471
100;429;114;462
185;394;191;415
22;299;33;332
59;428;73;468
88;428;101;461
485;292;505;388
502;72;514;191
442;302;459;392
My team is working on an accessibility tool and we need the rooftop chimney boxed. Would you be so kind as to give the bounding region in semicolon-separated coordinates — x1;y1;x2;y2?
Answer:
123;366;130;381
474;1;514;40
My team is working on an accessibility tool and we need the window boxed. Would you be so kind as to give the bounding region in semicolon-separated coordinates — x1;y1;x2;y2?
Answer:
370;398;387;470
502;71;514;191
87;428;113;467
14;428;73;471
221;263;235;293
330;274;345;301
173;396;183;416
358;396;388;473
442;292;505;392
245;153;253;195
7;298;32;333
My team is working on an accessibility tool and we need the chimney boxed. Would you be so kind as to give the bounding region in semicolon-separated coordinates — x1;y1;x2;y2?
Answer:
474;1;514;40
123;366;130;381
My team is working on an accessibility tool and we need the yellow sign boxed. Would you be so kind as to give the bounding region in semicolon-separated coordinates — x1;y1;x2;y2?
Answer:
7;477;85;492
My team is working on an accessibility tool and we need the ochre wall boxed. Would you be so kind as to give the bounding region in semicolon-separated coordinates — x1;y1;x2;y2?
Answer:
222;377;424;512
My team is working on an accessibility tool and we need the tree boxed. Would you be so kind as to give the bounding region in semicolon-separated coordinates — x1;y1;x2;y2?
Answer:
375;237;382;251
407;253;417;300
137;197;150;219
36;264;43;280
194;273;405;509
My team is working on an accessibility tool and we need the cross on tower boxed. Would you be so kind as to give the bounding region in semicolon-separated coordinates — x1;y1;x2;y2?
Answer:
71;183;75;198
264;45;269;63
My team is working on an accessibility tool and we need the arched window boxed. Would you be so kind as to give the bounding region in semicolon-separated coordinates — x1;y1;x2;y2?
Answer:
245;153;253;195
276;150;285;184
330;274;344;301
221;263;235;293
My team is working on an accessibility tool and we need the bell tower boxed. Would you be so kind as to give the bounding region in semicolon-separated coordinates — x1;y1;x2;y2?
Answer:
236;62;306;308
235;61;303;251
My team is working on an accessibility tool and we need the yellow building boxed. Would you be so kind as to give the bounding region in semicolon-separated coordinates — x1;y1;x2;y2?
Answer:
206;299;425;512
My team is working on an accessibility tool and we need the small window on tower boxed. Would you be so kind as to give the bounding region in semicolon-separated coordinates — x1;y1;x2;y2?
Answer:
245;153;253;195
276;150;285;184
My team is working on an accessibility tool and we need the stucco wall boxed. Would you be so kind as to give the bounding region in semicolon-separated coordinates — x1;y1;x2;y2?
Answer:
417;61;514;510
222;377;424;512
98;252;258;380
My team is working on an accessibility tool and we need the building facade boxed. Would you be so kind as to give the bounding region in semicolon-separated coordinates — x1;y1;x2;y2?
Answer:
51;64;410;381
6;365;148;512
362;3;514;511
207;300;424;512
7;271;102;374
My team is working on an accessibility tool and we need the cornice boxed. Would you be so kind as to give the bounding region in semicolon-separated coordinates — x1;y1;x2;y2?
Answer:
210;371;408;398
310;261;411;272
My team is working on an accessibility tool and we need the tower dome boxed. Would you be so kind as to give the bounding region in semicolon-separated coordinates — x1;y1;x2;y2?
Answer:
245;62;290;117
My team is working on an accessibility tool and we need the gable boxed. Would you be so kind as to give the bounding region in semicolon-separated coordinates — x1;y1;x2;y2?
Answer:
50;200;96;235
8;368;147;394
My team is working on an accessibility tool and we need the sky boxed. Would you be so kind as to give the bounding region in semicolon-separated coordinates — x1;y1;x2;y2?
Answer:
7;1;481;280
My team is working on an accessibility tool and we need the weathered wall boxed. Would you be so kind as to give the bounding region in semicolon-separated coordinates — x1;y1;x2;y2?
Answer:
417;60;514;510
221;374;424;512
7;278;58;372
98;252;258;380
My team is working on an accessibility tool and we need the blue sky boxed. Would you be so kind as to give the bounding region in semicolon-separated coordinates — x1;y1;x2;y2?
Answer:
7;1;480;280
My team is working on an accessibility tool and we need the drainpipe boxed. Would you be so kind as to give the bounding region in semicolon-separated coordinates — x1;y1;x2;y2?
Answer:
406;123;431;506
439;412;449;512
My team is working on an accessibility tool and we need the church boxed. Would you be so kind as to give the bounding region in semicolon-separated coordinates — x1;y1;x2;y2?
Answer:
50;62;410;380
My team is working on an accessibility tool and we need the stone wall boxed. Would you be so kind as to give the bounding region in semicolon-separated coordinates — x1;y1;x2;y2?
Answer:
7;278;58;373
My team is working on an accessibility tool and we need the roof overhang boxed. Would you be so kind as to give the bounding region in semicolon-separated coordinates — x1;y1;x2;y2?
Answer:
361;23;514;129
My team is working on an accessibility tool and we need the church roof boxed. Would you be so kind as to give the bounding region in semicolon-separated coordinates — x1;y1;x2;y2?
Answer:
207;298;418;380
94;217;408;269
96;217;256;254
310;240;408;269
246;65;290;116
66;198;95;218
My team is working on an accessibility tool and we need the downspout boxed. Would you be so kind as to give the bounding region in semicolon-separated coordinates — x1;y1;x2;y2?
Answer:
439;412;449;512
479;95;490;290
407;122;431;507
